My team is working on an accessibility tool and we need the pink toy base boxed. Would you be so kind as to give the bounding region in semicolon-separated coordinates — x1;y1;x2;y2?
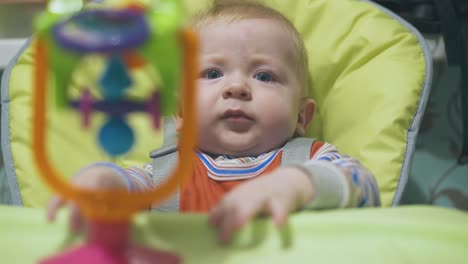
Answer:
40;221;181;264
40;243;182;264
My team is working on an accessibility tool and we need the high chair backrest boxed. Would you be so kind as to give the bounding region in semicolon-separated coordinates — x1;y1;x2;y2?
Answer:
0;0;432;207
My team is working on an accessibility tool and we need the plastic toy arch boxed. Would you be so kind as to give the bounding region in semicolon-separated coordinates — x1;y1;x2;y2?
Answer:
32;2;199;221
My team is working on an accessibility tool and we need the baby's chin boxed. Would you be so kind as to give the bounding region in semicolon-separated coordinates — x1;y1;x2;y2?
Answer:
200;139;273;157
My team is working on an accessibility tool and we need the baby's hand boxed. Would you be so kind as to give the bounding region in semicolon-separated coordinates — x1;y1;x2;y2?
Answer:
208;167;315;243
47;164;129;233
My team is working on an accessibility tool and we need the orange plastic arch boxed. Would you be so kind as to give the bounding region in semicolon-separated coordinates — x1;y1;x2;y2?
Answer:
33;29;199;221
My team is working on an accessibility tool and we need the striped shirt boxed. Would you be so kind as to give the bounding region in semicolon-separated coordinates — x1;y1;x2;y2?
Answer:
122;141;380;211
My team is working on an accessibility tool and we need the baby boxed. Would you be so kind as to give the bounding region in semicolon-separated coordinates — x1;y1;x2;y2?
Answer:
49;0;380;243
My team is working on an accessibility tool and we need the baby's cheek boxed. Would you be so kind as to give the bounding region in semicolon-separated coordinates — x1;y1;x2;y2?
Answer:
263;109;295;132
196;101;211;120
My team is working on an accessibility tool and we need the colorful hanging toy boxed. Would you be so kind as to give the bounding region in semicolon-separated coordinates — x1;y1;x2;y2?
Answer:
32;0;198;263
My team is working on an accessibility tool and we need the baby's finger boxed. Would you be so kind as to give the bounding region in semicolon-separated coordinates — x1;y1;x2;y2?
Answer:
218;199;267;243
209;195;246;228
47;196;65;222
69;204;85;233
267;198;288;228
218;204;240;243
208;203;223;227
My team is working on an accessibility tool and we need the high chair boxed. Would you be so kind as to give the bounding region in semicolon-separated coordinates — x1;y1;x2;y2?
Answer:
1;1;467;263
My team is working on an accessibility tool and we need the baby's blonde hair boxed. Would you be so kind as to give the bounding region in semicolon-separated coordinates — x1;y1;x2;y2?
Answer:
193;0;310;96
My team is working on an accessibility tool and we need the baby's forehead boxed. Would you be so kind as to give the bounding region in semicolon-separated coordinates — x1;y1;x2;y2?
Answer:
197;17;308;93
198;17;290;34
204;22;298;64
200;18;298;55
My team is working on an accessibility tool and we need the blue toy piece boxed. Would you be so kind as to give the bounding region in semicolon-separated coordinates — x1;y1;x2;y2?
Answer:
98;117;135;156
99;54;132;100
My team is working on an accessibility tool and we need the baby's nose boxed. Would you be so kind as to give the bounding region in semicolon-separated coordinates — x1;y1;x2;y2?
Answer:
222;83;252;100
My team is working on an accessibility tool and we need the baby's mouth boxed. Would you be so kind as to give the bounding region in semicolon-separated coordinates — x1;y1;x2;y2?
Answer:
222;110;254;121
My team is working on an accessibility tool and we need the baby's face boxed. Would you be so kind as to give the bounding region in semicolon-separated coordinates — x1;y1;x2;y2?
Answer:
195;18;304;156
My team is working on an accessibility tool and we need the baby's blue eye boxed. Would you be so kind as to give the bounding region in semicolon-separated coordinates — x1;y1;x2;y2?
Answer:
254;72;273;82
204;69;223;79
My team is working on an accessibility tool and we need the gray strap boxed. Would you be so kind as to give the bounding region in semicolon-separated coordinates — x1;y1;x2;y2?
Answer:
281;137;315;166
150;145;180;212
162;117;178;147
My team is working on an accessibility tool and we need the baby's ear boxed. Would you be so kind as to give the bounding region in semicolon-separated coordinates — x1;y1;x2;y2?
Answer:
296;98;316;136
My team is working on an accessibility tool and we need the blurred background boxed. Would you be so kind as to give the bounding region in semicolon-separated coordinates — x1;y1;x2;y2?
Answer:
370;0;468;210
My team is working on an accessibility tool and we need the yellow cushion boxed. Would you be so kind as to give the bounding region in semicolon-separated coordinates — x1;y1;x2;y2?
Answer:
4;0;427;207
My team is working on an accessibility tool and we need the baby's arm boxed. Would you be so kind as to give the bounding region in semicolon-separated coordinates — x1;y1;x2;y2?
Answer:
209;141;380;242
300;142;380;208
47;162;154;231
